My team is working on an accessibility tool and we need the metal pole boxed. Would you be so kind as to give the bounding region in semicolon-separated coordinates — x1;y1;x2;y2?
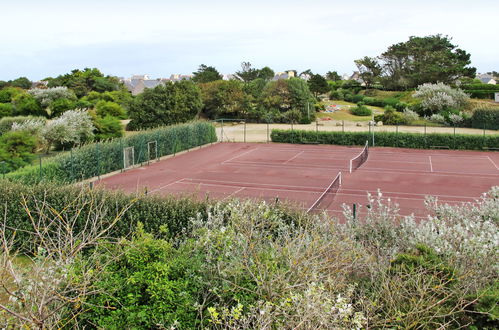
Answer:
453;125;456;149
221;119;224;142
424;124;427;148
70;149;74;182
244;121;246;143
483;124;486;148
342;120;344;133
372;123;375;147
39;156;42;182
267;122;269;143
96;143;100;179
352;203;357;221
396;125;399;147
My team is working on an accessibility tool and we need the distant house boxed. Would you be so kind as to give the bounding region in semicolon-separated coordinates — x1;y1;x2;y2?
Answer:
348;71;366;86
121;75;169;95
476;73;497;85
31;81;49;89
222;74;243;81
298;72;312;81
272;70;296;81
169;74;193;82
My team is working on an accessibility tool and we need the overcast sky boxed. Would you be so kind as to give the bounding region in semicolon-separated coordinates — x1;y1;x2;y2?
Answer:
1;0;497;80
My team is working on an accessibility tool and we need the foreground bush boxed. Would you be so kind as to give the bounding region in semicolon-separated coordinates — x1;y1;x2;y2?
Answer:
6;121;216;183
271;128;499;150
1;183;497;328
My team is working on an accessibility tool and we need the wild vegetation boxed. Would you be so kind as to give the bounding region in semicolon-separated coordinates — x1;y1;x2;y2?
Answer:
0;182;497;328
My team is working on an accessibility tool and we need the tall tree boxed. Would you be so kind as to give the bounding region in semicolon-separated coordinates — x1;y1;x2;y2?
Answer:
354;56;383;89
192;64;222;83
378;35;476;90
257;66;275;81
236;62;259;82
326;71;341;81
127;81;203;130
307;74;329;97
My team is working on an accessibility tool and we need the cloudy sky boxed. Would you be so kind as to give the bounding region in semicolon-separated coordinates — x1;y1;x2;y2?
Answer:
1;0;497;80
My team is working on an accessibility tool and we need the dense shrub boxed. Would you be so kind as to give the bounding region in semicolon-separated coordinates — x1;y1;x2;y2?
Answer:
461;83;499;99
271;129;499;150
95;100;127;119
93;115;124;140
0;130;37;172
374;106;408;125
0;103;13;118
6;121;217;183
471;108;499;130
350;102;372;116
128;81;203;130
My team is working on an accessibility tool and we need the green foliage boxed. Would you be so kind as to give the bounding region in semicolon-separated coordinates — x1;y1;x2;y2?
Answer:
200;80;247;119
350;102;372;116
462;83;499;99
47;98;76;118
257;66;275;81
326;71;341;81
307;74;329;97
379;34;476;90
0;103;13;118
0;181;210;253
192;64;223;83
375;106;408;125
127;81;203;130
12;93;43;116
471;108;499;130
46;68;121;97
0;87;23;103
270;129;499;150
6;121;216;183
9;77;32;89
465;281;499;328
93;115;124;140
95;100;126;119
354;56;383;89
0;130;37;172
80;224;201;328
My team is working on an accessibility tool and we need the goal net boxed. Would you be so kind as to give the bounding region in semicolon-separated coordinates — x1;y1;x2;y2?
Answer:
123;147;135;169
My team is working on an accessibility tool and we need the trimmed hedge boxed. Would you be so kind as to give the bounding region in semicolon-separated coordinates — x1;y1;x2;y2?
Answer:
471;108;499;130
271;129;499;150
0;181;209;250
6;121;217;184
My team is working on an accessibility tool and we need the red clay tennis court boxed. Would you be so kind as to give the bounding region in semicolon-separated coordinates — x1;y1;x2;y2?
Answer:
98;142;499;219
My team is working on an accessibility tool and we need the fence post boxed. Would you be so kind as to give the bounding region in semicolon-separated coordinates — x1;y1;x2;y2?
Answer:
396;125;399;147
120;139;124;172
453;125;456;149
267;122;270;143
244;121;246;143
424;124;427;148
39;155;42;182
221;119;224;142
70;148;74;182
483;123;486;148
96;143;100;179
342;120;345;133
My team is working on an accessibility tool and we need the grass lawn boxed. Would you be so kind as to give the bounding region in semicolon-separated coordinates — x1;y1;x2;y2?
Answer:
320;100;384;122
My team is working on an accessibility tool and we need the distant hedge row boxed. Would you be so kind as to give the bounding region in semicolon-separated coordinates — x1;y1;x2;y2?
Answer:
271;129;499;150
6;121;217;184
471;108;499;130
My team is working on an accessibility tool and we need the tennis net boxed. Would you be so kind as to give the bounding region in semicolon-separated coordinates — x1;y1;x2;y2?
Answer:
307;171;342;213
349;141;369;173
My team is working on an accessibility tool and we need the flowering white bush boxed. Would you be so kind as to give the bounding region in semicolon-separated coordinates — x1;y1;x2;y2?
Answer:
27;87;76;108
402;108;419;122
448;112;464;125
10;118;46;135
413;82;469;113
41;110;94;151
428;113;446;124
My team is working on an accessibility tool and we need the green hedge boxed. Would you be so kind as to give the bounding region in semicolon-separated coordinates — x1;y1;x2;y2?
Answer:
6;121;217;184
0;181;209;250
271;129;499;150
471;108;499;130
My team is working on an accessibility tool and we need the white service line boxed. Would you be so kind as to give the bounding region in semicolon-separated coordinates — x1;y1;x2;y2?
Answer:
284;150;305;164
222;147;257;164
178;181;320;195
487;156;499;170
225;187;245;200
183;177;324;191
149;178;185;193
429;156;433;172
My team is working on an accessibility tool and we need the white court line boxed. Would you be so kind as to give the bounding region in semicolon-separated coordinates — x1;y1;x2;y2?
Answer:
225;187;245;200
177;181;321;195
429;156;433;172
335;192;477;203
149;178;186;193
284;151;305;164
222;147;257;164
183;177;324;191
223;160;498;178
487;156;499;170
340;187;479;200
